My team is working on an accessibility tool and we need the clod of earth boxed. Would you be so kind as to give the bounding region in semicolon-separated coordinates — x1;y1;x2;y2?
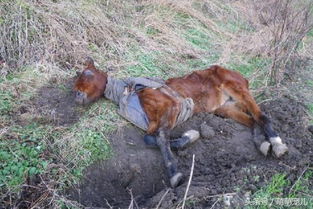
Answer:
200;122;215;138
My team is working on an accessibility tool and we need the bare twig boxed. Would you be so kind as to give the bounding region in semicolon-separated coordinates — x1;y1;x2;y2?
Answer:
182;154;195;209
128;188;138;209
203;192;237;199
289;166;309;194
155;188;171;209
209;198;219;209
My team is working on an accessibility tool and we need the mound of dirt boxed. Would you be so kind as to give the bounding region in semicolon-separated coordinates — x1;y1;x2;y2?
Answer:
68;96;313;208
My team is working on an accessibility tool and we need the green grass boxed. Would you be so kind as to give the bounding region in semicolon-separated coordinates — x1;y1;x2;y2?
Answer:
227;56;271;77
246;171;313;209
184;28;213;50
0;123;49;190
127;52;165;78
305;80;313;87
246;173;289;209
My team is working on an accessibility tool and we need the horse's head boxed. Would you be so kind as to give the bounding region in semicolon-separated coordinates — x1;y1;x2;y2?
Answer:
74;57;108;105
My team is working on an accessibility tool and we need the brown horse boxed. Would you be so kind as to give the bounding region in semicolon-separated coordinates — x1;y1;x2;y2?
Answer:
74;57;288;187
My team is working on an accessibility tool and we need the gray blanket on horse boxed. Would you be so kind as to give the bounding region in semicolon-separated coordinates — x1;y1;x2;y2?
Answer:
104;76;194;131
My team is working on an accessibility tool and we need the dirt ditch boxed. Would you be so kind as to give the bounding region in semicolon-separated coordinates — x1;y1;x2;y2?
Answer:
67;96;313;208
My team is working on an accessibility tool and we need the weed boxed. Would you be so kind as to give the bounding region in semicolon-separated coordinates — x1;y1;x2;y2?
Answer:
0;91;13;115
0;123;49;191
305;80;313;87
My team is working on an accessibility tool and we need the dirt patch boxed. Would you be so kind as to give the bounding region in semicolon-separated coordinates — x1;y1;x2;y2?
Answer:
16;77;83;126
68;96;313;208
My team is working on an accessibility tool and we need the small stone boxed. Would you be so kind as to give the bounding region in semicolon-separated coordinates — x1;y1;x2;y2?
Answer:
200;122;215;139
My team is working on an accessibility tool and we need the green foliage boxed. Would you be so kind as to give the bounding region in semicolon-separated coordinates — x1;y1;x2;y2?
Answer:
77;129;111;164
0;91;13;115
266;174;290;195
0;124;49;191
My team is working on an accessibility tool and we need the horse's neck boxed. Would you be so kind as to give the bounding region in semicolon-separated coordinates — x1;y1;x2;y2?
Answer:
104;76;126;104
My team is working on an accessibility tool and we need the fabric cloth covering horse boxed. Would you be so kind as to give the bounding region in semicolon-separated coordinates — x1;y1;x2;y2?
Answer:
104;77;195;131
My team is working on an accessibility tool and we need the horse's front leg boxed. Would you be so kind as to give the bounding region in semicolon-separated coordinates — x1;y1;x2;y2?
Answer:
156;128;184;188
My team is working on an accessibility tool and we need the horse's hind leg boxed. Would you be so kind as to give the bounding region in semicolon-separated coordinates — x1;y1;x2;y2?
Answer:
156;129;184;187
223;85;288;157
215;101;271;156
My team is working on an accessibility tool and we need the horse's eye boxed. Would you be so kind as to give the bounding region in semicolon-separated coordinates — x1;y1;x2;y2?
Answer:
76;91;83;97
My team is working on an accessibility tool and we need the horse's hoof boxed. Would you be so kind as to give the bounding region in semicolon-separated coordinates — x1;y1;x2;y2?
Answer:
170;172;184;188
183;130;200;143
272;143;288;158
259;141;271;156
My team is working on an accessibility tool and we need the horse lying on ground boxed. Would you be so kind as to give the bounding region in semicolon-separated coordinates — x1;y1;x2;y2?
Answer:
74;57;288;187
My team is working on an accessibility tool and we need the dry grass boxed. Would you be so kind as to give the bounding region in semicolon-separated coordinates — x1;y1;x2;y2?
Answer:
0;0;267;75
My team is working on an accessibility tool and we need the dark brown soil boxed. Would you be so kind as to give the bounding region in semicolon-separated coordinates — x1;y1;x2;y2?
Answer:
15;77;83;127
68;96;313;209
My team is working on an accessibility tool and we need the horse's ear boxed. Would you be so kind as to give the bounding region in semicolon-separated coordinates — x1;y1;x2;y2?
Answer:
84;57;95;69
